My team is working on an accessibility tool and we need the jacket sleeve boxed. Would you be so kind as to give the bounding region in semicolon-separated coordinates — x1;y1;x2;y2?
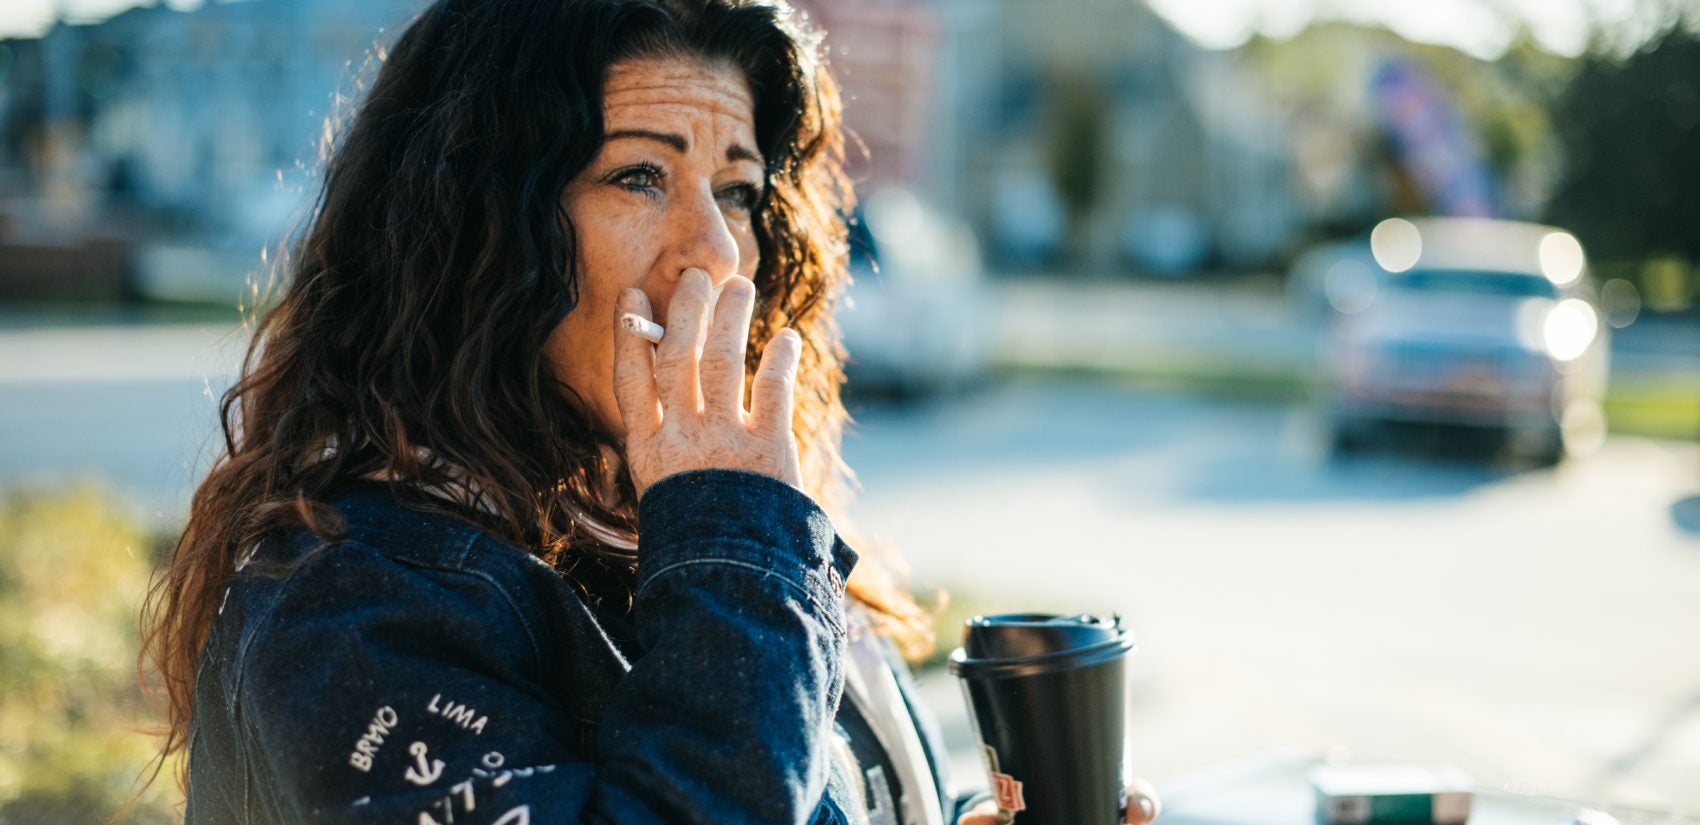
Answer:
232;469;859;825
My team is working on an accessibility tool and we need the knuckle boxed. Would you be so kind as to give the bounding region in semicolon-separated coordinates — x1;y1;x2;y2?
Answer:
753;369;789;393
612;366;644;389
722;275;754;301
705;334;741;361
652;342;690;371
765;329;796;353
699;357;735;387
655;325;689;351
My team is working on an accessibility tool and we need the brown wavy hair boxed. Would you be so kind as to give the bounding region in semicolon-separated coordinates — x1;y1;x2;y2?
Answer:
140;0;936;791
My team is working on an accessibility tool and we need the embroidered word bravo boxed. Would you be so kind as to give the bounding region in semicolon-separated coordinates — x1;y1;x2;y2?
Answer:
348;706;400;772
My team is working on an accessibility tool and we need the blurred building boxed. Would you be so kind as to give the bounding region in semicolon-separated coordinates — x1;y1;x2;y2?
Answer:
0;0;421;246
801;0;1303;273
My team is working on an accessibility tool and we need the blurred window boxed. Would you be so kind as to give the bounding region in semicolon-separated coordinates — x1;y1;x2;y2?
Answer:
1390;269;1558;298
994;69;1041;132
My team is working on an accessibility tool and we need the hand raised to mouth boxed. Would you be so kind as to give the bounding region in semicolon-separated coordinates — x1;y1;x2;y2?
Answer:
611;267;804;501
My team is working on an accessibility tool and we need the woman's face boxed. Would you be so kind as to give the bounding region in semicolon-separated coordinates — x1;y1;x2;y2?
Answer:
547;56;765;438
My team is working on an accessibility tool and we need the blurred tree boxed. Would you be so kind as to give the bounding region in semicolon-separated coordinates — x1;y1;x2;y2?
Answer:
1047;71;1110;266
0;486;179;824
1547;24;1700;306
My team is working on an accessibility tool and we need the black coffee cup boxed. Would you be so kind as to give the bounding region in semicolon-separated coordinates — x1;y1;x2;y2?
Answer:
948;612;1136;824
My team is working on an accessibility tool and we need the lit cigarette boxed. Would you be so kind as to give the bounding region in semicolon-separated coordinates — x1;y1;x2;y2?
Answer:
620;313;665;343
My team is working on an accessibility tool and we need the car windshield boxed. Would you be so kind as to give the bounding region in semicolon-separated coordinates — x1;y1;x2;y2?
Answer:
1389;268;1558;298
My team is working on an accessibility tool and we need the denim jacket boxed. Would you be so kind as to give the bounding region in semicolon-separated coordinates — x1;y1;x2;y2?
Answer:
184;468;988;824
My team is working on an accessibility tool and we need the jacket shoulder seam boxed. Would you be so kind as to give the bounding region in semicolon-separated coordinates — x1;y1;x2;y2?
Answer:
231;532;548;731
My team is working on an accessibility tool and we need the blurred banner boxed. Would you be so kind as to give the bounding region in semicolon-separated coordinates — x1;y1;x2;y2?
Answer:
1370;59;1501;219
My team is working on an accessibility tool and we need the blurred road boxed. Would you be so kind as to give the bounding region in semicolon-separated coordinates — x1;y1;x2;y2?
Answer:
0;322;246;522
2;311;1698;810
846;380;1700;812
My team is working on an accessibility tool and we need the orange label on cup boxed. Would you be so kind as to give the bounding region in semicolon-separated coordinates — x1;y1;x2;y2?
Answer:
992;771;1026;812
981;745;1028;813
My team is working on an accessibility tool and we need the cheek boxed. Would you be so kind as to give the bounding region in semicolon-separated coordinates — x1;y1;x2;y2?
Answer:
551;208;622;368
572;205;654;303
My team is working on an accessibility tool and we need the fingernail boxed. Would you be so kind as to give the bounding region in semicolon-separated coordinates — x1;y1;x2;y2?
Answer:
1137;795;1156;821
684;267;708;285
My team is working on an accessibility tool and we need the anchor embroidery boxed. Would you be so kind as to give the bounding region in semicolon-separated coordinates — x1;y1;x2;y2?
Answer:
404;741;446;786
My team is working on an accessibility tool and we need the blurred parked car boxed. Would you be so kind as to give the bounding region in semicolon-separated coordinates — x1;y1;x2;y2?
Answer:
1312;217;1610;463
837;189;990;398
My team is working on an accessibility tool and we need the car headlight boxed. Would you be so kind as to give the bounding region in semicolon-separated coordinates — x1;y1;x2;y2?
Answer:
1543;298;1598;362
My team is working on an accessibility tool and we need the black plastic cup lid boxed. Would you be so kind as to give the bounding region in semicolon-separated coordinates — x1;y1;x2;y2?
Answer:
949;612;1135;679
961;612;1125;660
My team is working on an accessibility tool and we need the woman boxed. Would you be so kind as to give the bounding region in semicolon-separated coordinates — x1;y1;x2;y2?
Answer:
142;1;1160;823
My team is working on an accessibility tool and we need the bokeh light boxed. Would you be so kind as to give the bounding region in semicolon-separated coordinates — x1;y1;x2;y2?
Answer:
1542;298;1600;361
1370;218;1423;272
1323;259;1378;314
1539;231;1587;287
1600;278;1642;329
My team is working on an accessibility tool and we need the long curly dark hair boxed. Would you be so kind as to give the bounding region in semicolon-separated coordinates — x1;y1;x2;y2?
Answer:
140;0;934;791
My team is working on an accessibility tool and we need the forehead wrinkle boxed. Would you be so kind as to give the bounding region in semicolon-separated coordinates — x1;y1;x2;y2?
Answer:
603;89;753;120
604;101;751;124
601;60;757;163
604;78;750;99
603;63;752;110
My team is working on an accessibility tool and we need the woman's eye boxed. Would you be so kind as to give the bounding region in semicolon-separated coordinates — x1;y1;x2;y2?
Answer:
718;183;763;213
611;163;664;194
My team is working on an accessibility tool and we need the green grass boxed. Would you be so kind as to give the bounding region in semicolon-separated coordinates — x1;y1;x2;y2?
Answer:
0;299;246;328
1001;361;1700;441
1604;379;1700;440
0;484;181;824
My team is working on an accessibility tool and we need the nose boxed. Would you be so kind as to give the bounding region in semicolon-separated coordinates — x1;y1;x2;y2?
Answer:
661;182;741;289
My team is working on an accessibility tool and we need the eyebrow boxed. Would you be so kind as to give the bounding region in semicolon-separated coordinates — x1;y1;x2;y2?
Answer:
605;129;762;165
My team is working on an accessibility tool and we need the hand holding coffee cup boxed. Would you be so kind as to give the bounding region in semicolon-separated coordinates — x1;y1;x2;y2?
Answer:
956;778;1159;825
950;613;1156;825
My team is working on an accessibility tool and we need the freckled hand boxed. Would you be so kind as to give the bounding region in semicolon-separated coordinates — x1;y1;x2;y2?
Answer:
610;269;805;500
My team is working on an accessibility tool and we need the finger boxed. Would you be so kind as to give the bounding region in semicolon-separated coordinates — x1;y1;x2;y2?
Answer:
653;267;713;414
1126;778;1161;825
611;288;662;437
701;275;756;422
956;814;997;825
748;327;801;437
